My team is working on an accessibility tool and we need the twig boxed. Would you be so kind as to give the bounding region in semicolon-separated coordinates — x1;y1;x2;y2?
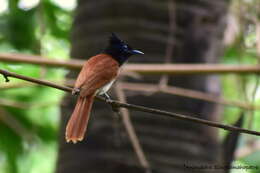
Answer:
0;69;71;92
120;82;259;110
115;82;151;172
0;53;82;69
1;68;260;137
2;53;260;74
125;64;260;75
0;82;32;89
0;99;29;109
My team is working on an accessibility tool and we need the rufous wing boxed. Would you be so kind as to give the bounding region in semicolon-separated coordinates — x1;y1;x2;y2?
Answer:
74;54;119;97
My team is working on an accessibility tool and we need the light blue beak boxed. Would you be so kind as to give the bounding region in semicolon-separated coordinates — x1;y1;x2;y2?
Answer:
131;49;144;55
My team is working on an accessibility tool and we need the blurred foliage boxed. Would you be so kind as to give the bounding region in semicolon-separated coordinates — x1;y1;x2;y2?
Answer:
222;0;260;172
0;0;74;173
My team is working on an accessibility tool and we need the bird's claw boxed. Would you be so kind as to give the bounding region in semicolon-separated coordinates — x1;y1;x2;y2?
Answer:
106;98;113;104
102;93;113;104
72;88;80;96
102;93;119;112
103;93;110;100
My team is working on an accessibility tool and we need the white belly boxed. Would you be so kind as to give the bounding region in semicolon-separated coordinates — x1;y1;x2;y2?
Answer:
97;79;115;95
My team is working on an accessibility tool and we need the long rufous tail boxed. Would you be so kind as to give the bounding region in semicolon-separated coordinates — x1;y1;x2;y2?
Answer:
65;95;94;143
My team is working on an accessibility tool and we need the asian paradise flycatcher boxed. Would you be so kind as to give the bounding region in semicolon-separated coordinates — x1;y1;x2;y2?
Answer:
66;33;144;143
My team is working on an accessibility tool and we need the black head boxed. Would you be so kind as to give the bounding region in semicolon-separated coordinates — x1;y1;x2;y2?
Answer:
104;33;144;66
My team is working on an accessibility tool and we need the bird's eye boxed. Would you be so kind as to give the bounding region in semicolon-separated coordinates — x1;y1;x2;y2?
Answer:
123;45;128;49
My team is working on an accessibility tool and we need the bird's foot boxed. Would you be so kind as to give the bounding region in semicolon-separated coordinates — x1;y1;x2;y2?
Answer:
102;93;119;111
72;88;80;96
103;93;112;103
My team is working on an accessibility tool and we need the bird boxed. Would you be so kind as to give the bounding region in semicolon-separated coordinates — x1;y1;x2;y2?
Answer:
66;33;144;143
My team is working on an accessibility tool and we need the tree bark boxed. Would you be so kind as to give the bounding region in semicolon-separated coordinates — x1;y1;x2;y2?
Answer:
56;0;230;173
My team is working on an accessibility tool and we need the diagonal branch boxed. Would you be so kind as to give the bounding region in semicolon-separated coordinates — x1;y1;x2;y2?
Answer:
1;68;260;137
114;82;151;171
120;82;259;110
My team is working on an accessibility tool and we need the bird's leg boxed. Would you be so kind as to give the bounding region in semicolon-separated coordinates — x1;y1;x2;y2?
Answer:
102;92;120;112
103;92;112;103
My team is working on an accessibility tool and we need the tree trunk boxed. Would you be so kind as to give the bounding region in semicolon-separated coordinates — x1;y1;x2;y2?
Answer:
56;0;230;173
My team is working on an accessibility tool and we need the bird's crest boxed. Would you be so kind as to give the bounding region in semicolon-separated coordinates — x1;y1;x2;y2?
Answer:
109;33;124;45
